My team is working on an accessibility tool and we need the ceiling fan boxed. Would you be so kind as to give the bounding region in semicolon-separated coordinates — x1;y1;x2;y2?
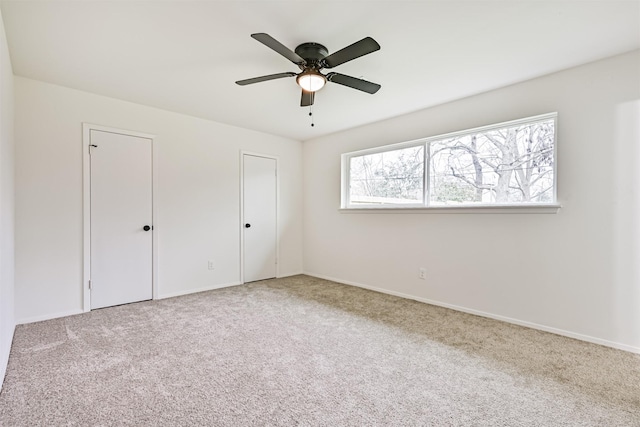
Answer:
235;33;381;107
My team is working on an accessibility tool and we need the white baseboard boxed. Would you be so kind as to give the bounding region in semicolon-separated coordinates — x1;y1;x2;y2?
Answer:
17;309;84;325
158;273;305;300
157;281;243;300
278;271;304;278
304;272;640;355
159;273;305;300
0;322;15;392
17;282;246;323
18;280;250;323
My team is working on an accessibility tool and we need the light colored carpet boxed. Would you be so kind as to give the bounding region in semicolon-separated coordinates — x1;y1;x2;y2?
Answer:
0;275;638;426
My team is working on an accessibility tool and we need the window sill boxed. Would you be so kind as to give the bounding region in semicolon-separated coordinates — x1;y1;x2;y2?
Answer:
339;204;562;214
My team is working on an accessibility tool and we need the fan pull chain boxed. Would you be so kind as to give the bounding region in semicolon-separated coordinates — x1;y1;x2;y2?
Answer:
309;105;314;127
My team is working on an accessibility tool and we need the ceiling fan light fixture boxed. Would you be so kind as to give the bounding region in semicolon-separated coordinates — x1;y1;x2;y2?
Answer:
237;33;382;107
297;70;326;92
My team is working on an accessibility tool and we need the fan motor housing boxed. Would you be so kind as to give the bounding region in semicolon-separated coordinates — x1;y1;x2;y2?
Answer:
295;42;328;63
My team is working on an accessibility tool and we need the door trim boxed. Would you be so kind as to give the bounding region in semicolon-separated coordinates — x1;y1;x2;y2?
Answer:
239;151;279;284
82;123;158;312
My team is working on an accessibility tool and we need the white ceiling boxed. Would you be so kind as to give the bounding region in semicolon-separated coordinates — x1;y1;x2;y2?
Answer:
1;1;638;141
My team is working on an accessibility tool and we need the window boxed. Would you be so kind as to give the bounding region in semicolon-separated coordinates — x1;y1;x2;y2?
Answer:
349;145;424;206
342;113;557;209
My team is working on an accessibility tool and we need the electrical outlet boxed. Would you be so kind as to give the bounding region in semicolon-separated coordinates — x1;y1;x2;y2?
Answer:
208;260;215;270
419;268;426;280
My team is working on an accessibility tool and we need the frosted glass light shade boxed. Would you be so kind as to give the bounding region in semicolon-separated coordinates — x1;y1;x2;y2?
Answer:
297;71;326;92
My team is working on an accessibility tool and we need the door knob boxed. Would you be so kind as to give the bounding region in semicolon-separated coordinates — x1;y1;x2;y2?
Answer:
143;225;151;231
245;224;251;228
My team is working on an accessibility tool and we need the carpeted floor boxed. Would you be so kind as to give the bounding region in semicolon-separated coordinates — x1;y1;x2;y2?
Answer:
0;275;639;426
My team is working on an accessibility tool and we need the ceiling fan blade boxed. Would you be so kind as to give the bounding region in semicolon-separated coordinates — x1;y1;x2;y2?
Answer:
322;37;380;68
236;72;296;86
251;33;306;65
327;72;381;94
300;90;315;107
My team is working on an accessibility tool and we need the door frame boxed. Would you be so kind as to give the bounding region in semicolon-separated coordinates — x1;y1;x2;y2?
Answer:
82;123;158;312
239;151;279;284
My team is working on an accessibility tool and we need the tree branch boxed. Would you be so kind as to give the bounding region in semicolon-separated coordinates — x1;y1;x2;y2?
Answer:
450;167;493;190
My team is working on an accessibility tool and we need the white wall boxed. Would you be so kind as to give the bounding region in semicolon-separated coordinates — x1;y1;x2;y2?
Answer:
0;8;15;389
303;50;640;353
10;48;640;353
14;77;303;322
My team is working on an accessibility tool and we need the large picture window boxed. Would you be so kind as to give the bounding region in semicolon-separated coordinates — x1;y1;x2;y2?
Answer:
342;113;557;209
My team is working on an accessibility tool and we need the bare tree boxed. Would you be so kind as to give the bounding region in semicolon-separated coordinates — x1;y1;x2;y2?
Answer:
431;120;554;203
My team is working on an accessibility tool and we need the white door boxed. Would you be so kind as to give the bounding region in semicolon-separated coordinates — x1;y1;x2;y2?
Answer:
243;154;277;282
90;130;153;309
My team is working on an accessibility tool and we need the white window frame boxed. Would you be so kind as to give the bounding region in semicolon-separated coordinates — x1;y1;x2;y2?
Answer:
341;113;561;213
